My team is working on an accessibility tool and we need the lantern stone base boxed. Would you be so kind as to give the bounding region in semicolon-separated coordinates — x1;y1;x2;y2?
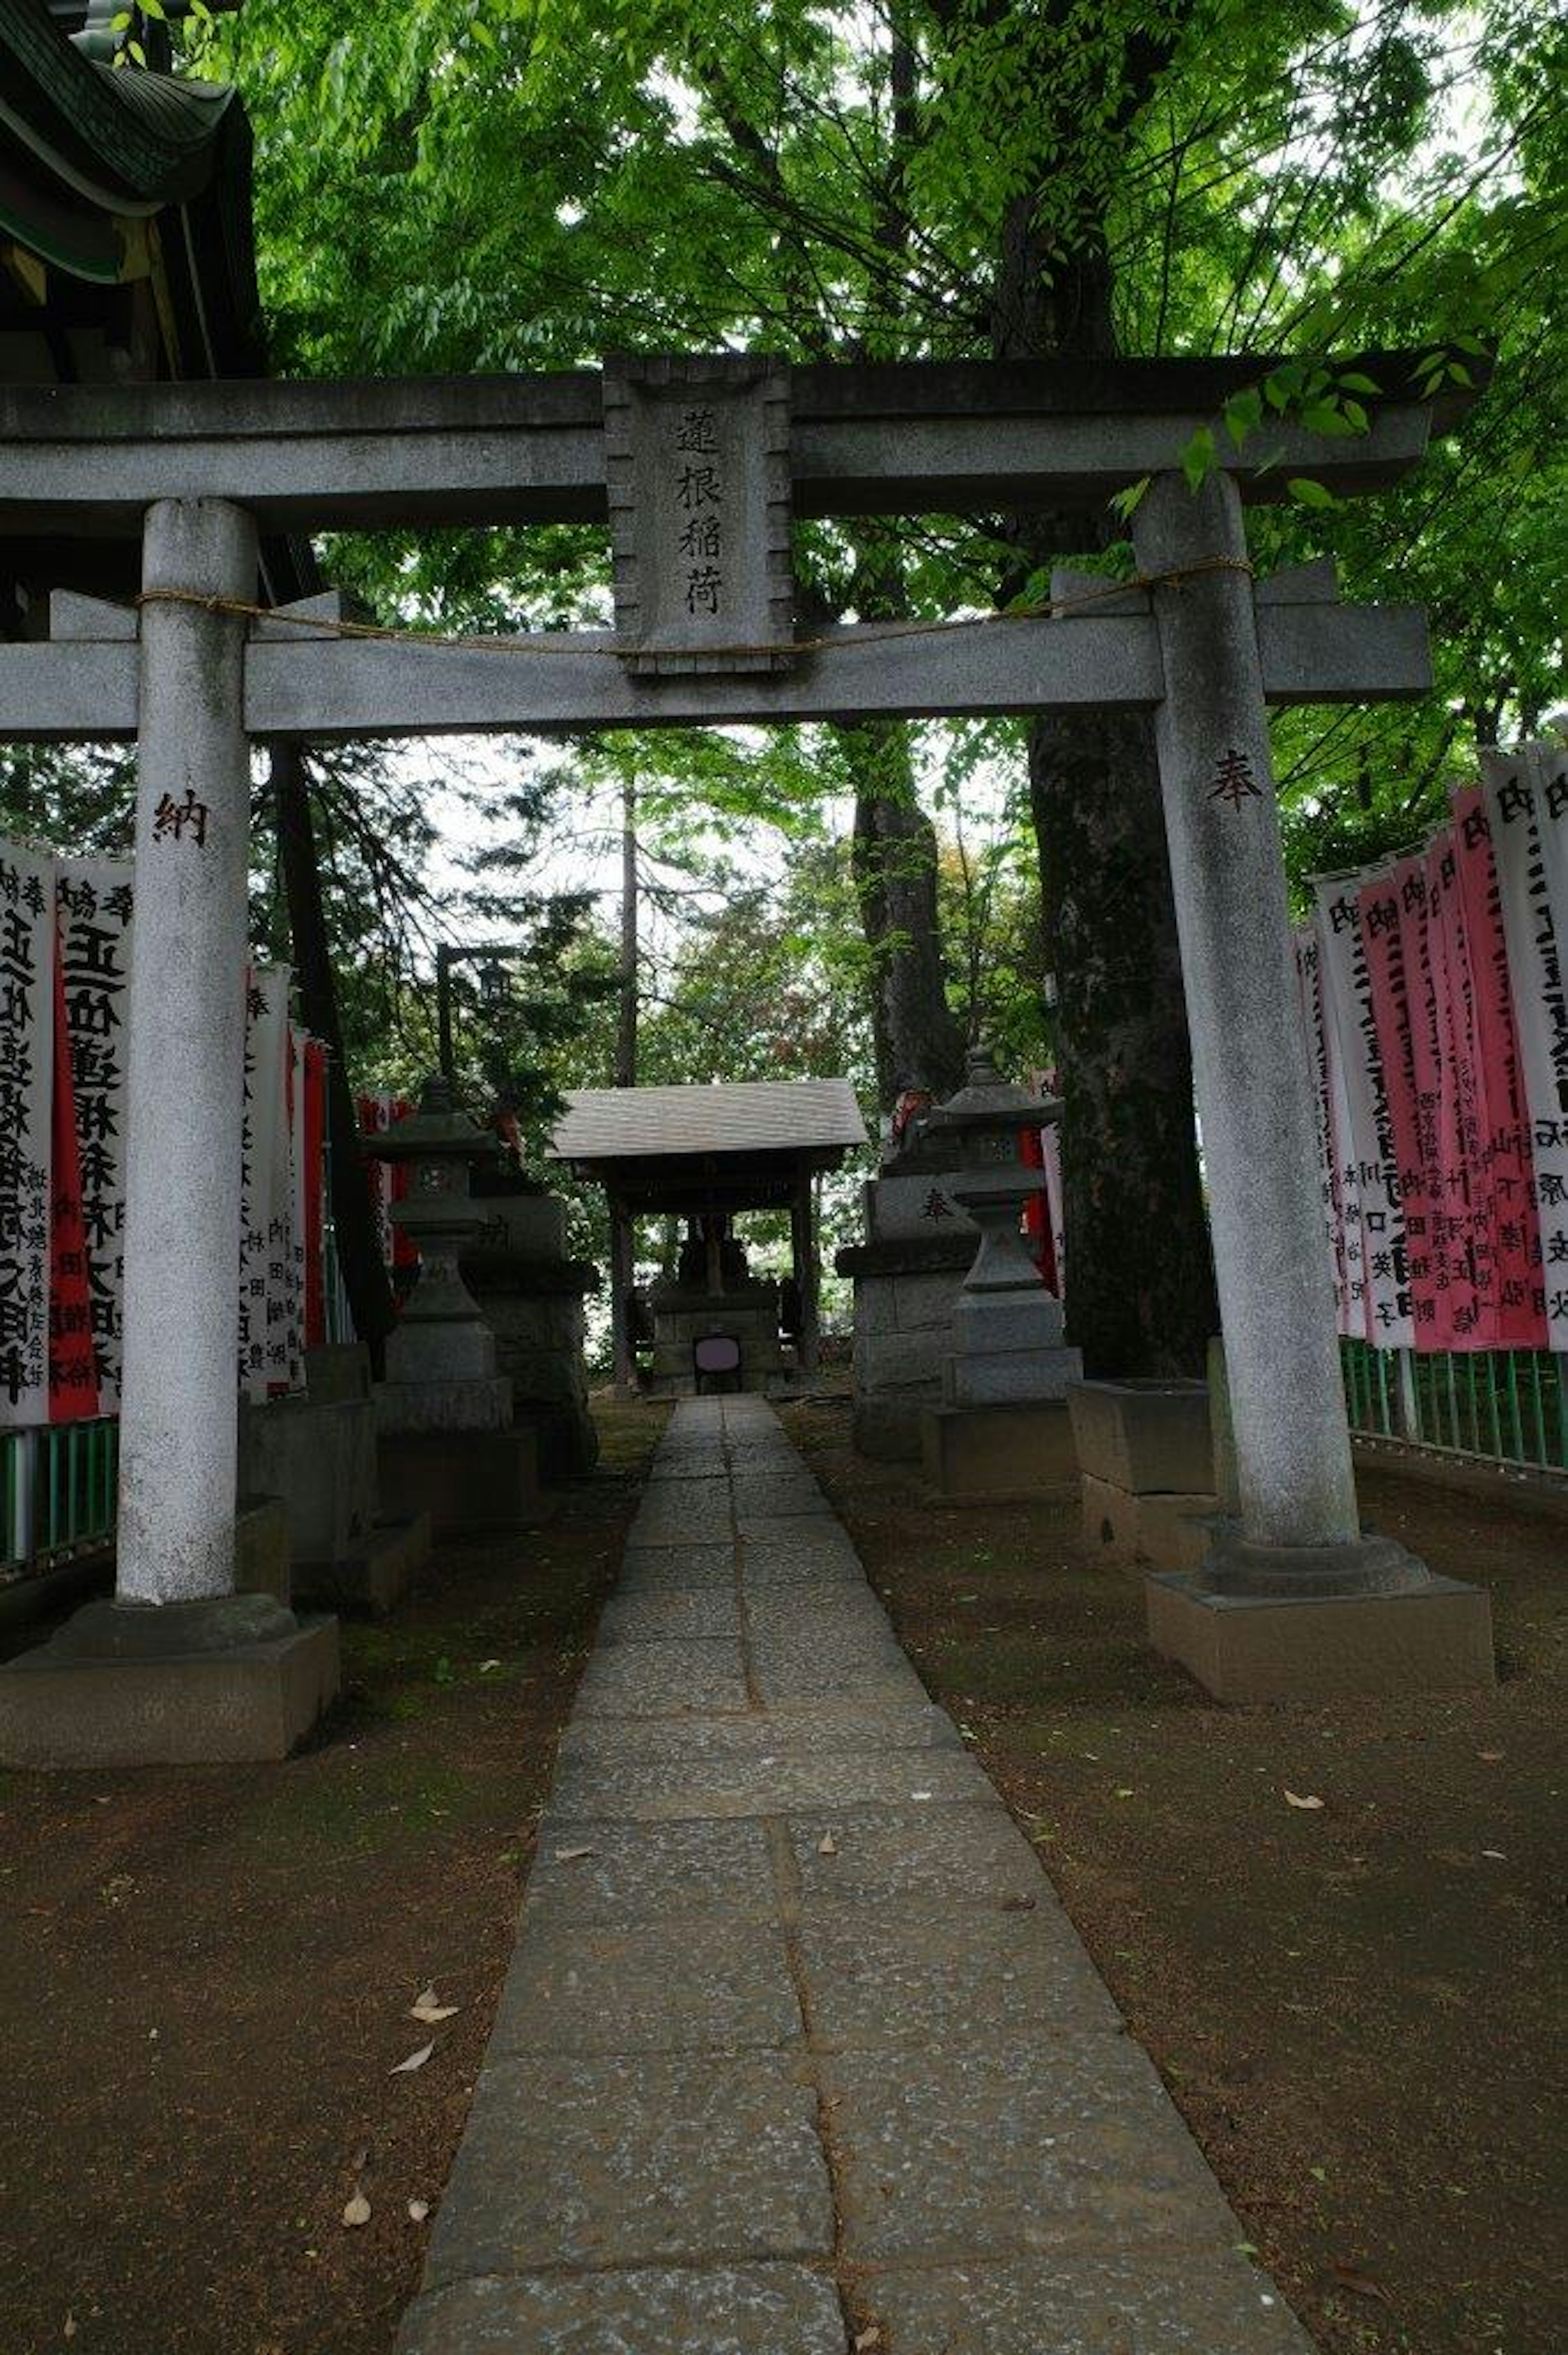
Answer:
375;1374;513;1435
1146;1568;1495;1705
0;1595;341;1767
1081;1474;1219;1575
376;1426;543;1539
920;1398;1079;1501
293;1514;433;1618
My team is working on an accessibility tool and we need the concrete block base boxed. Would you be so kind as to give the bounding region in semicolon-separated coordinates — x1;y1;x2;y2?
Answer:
1067;1377;1214;1494
377;1427;542;1538
0;1597;340;1766
292;1514;433;1617
1146;1570;1496;1704
920;1399;1078;1500
1081;1474;1219;1574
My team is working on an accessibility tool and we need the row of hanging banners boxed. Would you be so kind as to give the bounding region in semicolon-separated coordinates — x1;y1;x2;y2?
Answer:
1299;743;1568;1354
0;838;329;1429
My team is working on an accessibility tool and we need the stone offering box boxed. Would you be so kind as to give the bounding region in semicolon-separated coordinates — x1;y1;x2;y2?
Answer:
1068;1376;1219;1577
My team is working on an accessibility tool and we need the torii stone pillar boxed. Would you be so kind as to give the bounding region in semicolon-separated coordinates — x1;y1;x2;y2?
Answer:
0;499;340;1768
1129;469;1492;1701
118;499;258;1604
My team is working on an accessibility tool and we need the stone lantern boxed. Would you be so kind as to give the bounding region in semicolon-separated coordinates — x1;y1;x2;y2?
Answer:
922;1044;1080;1408
914;1045;1082;1500
365;1076;511;1434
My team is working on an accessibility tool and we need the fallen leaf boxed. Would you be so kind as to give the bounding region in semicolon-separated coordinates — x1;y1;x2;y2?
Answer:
478;1659;501;1673
1284;1790;1325;1811
390;2043;434;2076
1481;1849;1507;1861
1477;1749;1504;1762
817;1832;838;1855
63;2321;76;2343
854;2330;881;2350
552;1846;596;1864
350;2143;370;2173
1330;2263;1392;2308
1000;1896;1036;1914
410;1989;460;2023
407;2199;430;2224
342;2191;372;2228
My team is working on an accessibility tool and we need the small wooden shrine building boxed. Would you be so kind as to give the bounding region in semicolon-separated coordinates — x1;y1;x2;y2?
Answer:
549;1079;868;1395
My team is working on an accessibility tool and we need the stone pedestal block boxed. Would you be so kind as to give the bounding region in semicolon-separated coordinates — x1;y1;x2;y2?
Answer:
377;1426;542;1539
297;1514;432;1617
1067;1378;1214;1495
840;1224;978;1465
376;1374;514;1435
241;1392;378;1567
920;1400;1078;1501
0;1594;341;1766
463;1197;599;1479
943;1341;1082;1409
1081;1474;1219;1575
1146;1570;1496;1704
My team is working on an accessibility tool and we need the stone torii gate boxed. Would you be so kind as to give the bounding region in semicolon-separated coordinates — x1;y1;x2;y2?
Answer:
0;353;1493;1762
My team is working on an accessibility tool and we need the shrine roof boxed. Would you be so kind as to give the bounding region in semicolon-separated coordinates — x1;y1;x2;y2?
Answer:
549;1080;869;1168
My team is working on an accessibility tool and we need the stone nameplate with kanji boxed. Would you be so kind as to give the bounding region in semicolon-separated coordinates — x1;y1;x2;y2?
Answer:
603;354;795;677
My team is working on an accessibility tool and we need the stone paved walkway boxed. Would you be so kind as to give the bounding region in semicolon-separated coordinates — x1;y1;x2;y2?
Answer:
395;1397;1311;2353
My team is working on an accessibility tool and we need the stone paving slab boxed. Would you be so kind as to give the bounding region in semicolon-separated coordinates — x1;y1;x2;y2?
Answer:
556;1698;964;1766
824;2040;1245;2264
737;1546;864;1588
728;1480;832;1517
550;1744;993;1824
630;1496;735;1545
786;1801;1059;1916
572;1636;748;1718
860;2254;1312;2353
396;1396;1311;2355
599;1586;744;1644
748;1642;929;1710
523;1816;778;1924
617;1541;738;1590
798;1910;1122;2047
491;1914;802;2054
398;2266;848;2355
422;2052;834;2285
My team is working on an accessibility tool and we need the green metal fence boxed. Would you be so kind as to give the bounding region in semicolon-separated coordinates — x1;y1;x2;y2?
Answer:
1;1418;119;1580
1342;1340;1568;1472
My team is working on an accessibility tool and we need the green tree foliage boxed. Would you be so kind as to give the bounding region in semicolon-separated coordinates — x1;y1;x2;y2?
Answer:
166;0;1564;1351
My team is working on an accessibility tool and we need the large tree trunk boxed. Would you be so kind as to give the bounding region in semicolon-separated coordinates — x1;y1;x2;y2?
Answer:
846;721;968;1110
994;200;1218;1374
840;527;967;1112
1028;708;1217;1374
272;740;397;1372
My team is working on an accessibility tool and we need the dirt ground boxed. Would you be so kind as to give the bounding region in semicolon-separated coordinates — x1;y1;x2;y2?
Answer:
782;1397;1567;2355
0;1402;667;2355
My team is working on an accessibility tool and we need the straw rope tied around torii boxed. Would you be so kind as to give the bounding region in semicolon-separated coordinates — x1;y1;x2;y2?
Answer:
130;551;1259;667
